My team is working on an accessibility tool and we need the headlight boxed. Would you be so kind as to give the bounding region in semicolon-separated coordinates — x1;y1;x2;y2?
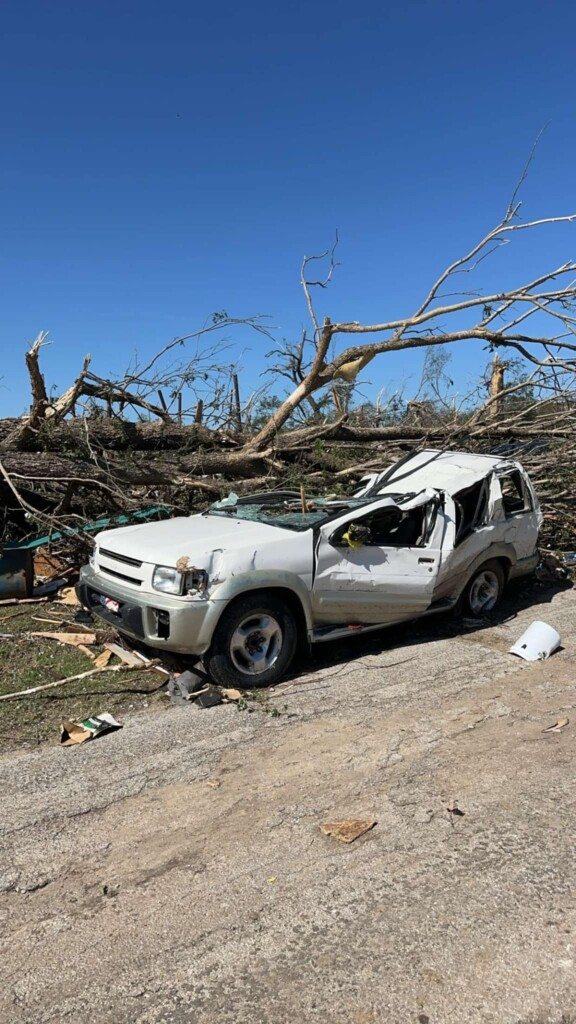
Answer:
152;566;182;595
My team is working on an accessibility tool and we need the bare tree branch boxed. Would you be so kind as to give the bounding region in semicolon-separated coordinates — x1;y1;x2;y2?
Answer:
505;124;549;221
300;233;340;339
249;197;576;448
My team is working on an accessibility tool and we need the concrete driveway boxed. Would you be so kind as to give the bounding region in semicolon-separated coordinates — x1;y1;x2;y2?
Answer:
2;579;576;1024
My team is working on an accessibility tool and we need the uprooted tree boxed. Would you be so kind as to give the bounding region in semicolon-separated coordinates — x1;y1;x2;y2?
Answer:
2;176;576;549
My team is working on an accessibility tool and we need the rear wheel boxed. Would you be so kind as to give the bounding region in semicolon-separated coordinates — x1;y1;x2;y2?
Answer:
462;560;506;617
205;592;298;688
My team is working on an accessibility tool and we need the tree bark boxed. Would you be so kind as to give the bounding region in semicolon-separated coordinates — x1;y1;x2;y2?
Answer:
0;449;275;485
0;418;243;453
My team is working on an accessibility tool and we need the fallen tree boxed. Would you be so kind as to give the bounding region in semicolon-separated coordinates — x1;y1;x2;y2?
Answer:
2;167;576;552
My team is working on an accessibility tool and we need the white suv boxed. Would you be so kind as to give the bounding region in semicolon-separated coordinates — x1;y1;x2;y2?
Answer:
77;449;542;687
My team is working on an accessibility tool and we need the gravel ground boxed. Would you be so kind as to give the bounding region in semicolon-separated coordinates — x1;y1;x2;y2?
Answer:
1;579;576;1024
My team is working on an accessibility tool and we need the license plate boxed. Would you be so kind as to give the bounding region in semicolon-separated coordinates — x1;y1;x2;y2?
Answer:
100;595;120;614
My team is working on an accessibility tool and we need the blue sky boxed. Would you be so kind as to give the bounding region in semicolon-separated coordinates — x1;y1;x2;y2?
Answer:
1;0;575;416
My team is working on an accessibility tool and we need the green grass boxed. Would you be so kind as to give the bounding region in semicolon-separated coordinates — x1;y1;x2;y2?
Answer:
0;603;169;754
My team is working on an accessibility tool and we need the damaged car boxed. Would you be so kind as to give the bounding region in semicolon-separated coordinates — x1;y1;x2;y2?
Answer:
77;449;543;687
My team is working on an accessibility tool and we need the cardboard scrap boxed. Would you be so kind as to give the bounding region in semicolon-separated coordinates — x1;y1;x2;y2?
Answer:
55;587;81;606
31;631;98;647
33;548;66;579
320;820;377;844
221;688;242;701
60;712;123;746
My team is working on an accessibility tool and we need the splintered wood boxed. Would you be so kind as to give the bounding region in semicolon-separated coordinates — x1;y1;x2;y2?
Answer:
103;643;149;668
94;649;113;669
31;632;97;646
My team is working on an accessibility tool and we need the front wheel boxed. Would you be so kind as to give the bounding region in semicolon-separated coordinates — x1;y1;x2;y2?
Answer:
462;560;506;617
204;592;298;688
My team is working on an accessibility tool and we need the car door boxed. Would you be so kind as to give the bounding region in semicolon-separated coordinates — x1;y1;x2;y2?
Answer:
490;466;542;559
311;492;445;625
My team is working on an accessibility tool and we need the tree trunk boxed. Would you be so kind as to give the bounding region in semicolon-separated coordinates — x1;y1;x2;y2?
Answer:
488;356;505;420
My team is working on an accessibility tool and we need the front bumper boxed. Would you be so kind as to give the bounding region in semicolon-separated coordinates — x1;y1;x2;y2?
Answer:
76;565;215;655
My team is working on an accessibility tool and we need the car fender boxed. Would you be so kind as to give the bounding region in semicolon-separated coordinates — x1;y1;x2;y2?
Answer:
193;570;314;651
434;541;518;604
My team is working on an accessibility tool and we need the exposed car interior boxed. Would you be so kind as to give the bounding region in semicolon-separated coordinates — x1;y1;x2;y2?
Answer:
453;480;488;546
334;504;430;548
499;471;531;516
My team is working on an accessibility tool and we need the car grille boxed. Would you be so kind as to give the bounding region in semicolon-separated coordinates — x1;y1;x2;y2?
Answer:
97;547;145;587
99;565;142;586
99;548;143;568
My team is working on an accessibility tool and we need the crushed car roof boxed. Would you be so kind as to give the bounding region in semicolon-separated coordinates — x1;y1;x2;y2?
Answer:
359;449;518;497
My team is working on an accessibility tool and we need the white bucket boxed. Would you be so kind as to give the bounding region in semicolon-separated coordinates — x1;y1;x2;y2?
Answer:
509;620;561;662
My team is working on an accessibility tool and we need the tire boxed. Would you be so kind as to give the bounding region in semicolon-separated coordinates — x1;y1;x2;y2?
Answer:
461;559;506;617
204;592;298;688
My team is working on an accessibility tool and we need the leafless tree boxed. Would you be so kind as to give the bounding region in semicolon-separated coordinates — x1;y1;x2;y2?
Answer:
4;315;273;448
248;190;576;448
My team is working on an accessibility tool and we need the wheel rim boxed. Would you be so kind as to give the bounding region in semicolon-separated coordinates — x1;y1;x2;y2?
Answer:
469;570;500;614
230;613;283;676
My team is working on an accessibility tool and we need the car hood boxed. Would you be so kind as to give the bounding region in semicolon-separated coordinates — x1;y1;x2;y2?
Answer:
95;514;303;568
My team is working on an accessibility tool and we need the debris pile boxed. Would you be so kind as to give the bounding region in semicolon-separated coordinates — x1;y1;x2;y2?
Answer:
2;333;576;555
2;413;576;572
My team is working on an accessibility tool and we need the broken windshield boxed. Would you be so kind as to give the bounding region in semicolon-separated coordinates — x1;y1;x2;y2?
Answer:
204;493;409;533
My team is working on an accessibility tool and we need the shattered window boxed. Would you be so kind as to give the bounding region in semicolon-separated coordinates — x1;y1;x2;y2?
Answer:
332;504;431;548
205;494;405;533
370;509;422;546
454;481;488;544
499;472;531;516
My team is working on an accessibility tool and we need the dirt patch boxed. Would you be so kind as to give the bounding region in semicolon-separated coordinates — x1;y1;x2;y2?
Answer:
2;584;576;1022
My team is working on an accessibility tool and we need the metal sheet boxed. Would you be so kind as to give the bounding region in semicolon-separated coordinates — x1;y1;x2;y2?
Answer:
0;548;33;599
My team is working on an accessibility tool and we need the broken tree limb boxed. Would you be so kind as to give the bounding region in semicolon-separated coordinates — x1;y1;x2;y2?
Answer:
0;447;277;482
0;418;238;452
26;332;50;411
247;192;576;447
0;662;154;701
4;409;576;455
81;376;173;425
46;354;92;421
5;337;92;449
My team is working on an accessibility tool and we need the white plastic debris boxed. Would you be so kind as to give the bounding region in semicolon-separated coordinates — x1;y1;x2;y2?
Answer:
509;620;561;662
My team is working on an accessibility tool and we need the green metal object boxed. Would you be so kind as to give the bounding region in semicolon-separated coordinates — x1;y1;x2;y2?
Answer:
5;505;172;551
1;506;171;597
